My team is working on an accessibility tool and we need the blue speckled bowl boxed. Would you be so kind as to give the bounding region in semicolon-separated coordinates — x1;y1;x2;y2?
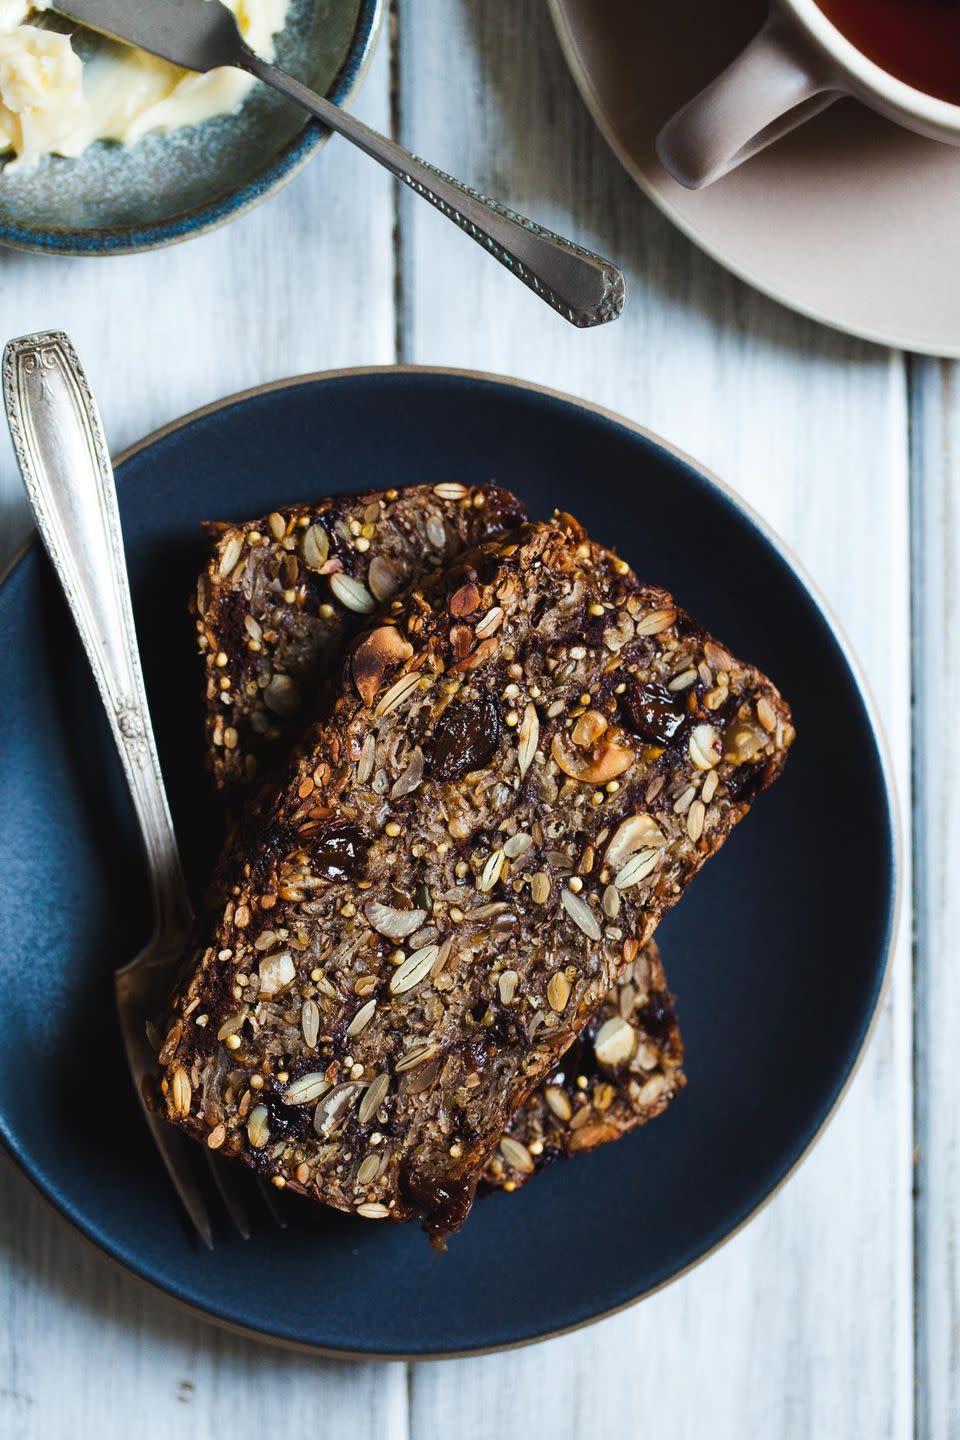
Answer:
0;0;383;255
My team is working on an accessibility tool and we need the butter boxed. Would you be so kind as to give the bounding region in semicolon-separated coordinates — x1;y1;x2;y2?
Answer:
0;0;289;165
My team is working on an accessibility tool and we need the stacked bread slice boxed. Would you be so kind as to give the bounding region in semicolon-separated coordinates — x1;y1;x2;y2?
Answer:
158;485;792;1240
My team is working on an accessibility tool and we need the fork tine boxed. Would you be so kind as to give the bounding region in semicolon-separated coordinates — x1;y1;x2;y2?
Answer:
115;987;214;1249
256;1178;288;1229
205;1154;252;1239
143;1113;215;1249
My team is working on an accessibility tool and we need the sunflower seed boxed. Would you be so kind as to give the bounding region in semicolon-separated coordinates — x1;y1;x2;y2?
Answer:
687;798;706;841
668;667;698;692
356;732;377;785
634;607;677;636
614;848;660;890
390;746;424;800
330;572;375;613
561;887;602;940
517;703;539;779
347;998;378;1037
207;1123;227;1150
365;901;428;939
504;831;533;860
673;786;696;814
479;849;506;893
433;482;468;500
284;1072;331;1105
244;613;263;643
602;885;621;919
545;1085;573;1122
247;1105;270;1148
356;1153;381;1186
499;1136;535;1173
375;670;422;717
217;534;243;578
301;522;329;570
268;510;286;540
216;1013;244;1041
358;1071;390;1123
426;514;447;549
475;605;504;640
689;723;721;770
594;1015;637;1066
171;1066;191;1116
395;1041;439;1073
498;969;518;1005
356;1201;390;1219
546;971;571;1011
431;936;454;978
300;999;321;1048
390;945;439;995
530;871;551;905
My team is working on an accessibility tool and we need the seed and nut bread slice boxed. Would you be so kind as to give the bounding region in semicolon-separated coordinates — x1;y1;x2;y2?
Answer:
197;498;685;1187
160;516;793;1239
193;484;527;792
485;937;683;1188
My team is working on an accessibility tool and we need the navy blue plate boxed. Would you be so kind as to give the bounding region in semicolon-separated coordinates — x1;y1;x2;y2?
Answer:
0;369;898;1356
0;0;382;256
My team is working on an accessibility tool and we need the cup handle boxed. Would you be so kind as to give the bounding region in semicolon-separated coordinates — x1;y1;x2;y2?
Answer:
655;12;840;190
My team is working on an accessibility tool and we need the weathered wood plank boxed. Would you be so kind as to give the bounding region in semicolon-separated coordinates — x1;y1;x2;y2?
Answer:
398;4;913;1436
0;33;409;1440
911;356;959;1440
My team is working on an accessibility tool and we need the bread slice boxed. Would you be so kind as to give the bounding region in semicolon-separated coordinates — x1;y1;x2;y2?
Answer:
194;496;687;1190
485;937;684;1189
192;483;527;792
161;516;793;1239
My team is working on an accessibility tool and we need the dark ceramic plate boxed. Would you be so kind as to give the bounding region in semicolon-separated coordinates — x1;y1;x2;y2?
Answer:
0;0;382;255
0;369;898;1356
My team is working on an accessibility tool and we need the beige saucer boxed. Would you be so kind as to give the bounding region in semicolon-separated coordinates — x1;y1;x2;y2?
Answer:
550;0;960;355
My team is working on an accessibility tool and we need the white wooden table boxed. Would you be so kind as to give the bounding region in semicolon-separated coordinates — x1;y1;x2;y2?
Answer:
0;4;952;1435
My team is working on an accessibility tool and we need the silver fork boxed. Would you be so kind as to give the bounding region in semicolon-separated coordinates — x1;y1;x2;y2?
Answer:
50;0;624;328
2;330;273;1246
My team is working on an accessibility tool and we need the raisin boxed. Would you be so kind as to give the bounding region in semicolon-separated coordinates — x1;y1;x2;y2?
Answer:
635;994;676;1041
427;694;503;781
621;681;686;746
310;822;369;880
264;1093;311;1143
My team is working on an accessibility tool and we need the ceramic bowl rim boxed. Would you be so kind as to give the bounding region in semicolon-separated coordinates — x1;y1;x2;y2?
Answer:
0;0;384;258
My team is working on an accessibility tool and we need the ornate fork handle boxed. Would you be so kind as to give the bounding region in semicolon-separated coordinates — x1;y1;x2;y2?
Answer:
241;52;625;329
3;331;192;939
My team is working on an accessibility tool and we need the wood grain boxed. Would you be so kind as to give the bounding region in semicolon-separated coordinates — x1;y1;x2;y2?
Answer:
0;32;410;1440
397;4;913;1437
911;356;959;1440
0;1;928;1435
